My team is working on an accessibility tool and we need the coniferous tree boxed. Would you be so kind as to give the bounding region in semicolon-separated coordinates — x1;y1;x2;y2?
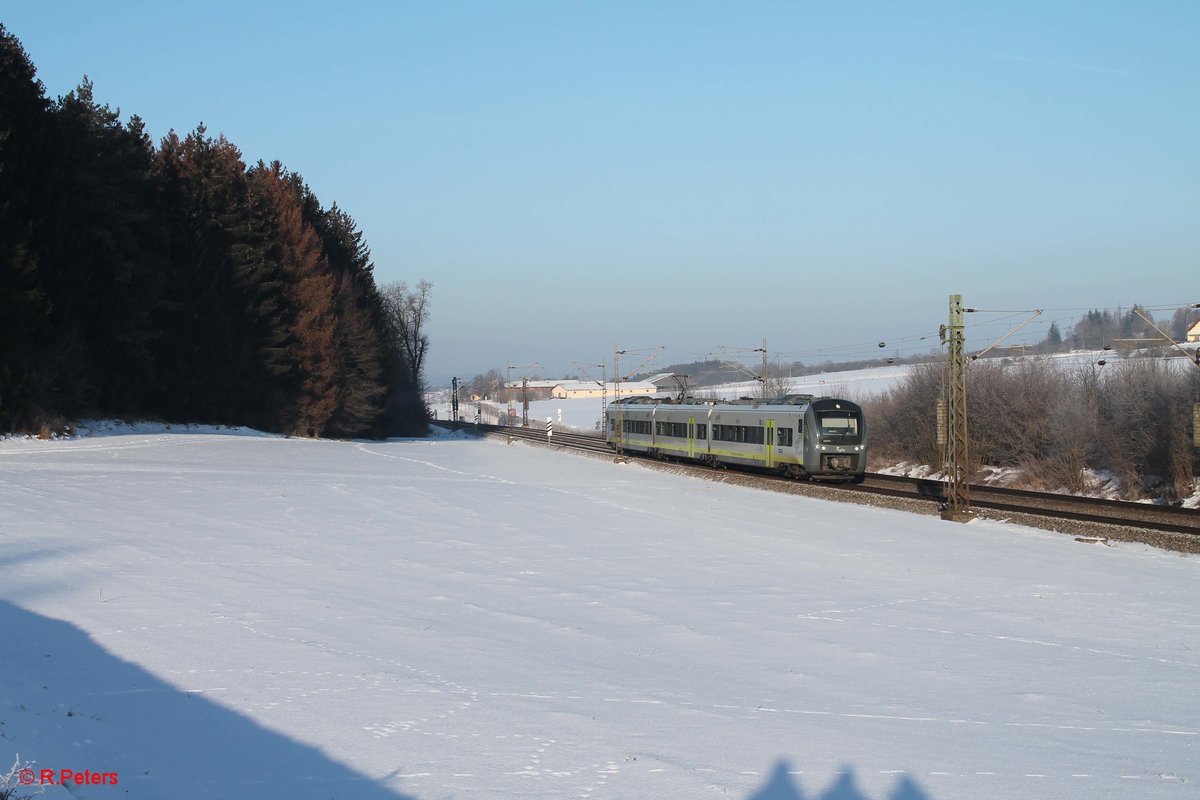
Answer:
0;26;430;437
1169;307;1198;343
37;80;167;415
154;126;294;428
0;24;52;428
309;202;389;436
248;161;338;436
1044;322;1062;351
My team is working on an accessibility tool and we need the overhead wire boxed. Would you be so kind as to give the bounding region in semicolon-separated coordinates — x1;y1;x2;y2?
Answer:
604;301;1199;382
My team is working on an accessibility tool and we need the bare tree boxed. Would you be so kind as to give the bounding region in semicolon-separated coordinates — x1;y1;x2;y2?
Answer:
381;280;432;390
862;361;944;469
763;367;791;400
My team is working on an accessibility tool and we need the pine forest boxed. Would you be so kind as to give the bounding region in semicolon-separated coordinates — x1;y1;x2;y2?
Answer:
0;25;428;438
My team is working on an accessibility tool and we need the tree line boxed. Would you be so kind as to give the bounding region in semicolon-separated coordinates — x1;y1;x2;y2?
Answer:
0;26;428;437
1036;306;1195;352
869;357;1198;501
867;306;1200;502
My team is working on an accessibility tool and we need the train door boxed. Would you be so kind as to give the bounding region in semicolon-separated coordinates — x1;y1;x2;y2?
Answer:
765;419;775;468
687;416;696;459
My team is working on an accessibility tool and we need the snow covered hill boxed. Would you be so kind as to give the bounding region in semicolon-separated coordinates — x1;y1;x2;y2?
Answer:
1;429;1197;799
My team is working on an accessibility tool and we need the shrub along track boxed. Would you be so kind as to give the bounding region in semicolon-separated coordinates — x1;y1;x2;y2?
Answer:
440;422;1200;555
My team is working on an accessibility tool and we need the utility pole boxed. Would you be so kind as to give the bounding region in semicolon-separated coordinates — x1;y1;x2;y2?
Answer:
715;340;769;398
521;376;530;428
613;345;624;458
505;362;516;424
451;377;460;429
505;361;539;427
612;344;663;460
941;293;973;522
761;337;769;396
575;361;608;433
937;300;1055;512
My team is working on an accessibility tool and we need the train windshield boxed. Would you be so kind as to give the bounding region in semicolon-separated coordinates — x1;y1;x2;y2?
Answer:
816;411;860;442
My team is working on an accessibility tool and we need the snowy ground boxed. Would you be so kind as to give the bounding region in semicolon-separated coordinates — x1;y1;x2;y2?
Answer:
1;428;1198;800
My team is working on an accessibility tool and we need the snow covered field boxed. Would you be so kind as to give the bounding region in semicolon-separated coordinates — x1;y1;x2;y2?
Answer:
1;428;1197;800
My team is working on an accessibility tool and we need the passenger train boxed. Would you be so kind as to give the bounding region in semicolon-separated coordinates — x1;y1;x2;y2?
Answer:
604;394;866;481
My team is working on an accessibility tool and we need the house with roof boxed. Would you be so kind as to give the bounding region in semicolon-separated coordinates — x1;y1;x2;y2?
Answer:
550;381;656;399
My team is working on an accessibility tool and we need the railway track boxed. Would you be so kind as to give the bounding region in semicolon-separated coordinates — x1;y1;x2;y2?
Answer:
850;473;1200;537
435;421;1200;541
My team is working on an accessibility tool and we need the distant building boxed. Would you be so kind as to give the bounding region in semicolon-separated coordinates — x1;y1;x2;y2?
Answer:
551;381;656;399
502;380;558;402
1188;320;1200;343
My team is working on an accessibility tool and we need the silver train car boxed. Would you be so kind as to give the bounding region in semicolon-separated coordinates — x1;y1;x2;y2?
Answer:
604;394;866;481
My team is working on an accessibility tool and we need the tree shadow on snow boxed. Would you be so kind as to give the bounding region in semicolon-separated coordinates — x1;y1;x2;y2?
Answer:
747;760;935;800
0;598;415;800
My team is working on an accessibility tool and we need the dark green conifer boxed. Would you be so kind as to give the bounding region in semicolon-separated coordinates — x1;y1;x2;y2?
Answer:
0;24;52;428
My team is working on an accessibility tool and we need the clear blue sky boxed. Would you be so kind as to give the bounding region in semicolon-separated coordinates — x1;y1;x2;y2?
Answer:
6;1;1197;384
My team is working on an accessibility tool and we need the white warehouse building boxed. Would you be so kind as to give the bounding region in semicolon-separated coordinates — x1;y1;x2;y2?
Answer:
551;381;657;399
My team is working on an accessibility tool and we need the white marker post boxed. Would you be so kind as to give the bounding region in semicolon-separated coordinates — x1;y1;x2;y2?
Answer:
546;416;553;442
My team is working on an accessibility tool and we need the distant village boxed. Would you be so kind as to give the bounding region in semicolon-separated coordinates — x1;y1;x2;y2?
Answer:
479;373;684;402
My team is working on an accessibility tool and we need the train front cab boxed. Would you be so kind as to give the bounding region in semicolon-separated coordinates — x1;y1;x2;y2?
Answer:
805;398;865;480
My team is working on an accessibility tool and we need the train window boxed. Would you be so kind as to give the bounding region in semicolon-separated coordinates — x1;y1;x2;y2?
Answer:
818;415;858;435
778;427;793;447
636;420;650;434
711;424;764;444
695;423;706;439
623;419;651;434
655;421;688;437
